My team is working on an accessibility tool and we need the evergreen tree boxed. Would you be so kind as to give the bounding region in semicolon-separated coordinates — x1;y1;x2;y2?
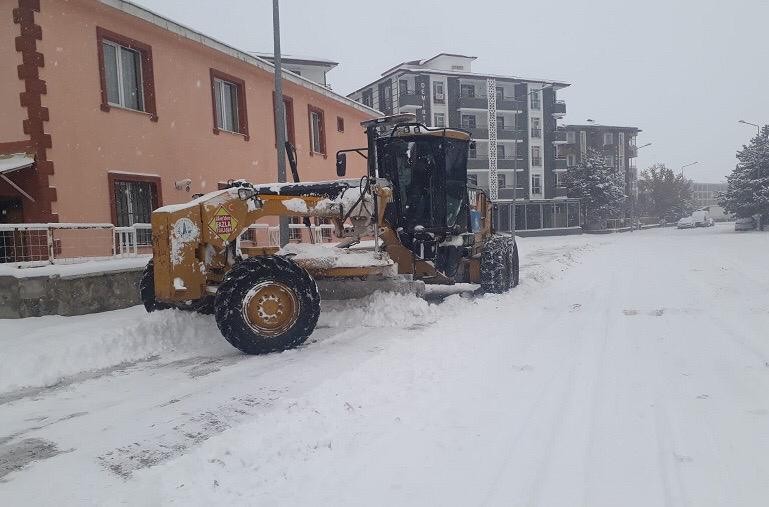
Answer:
637;164;694;222
565;148;626;229
718;125;769;223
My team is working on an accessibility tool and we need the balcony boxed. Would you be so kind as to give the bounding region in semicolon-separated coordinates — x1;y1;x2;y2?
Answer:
553;128;568;144
530;128;542;139
551;100;566;117
397;90;422;107
468;126;526;141
458;94;525;112
468;156;526;170
554;157;567;170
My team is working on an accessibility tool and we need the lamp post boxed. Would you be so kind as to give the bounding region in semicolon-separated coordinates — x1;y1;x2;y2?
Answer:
738;119;760;137
272;0;289;246
680;161;698;177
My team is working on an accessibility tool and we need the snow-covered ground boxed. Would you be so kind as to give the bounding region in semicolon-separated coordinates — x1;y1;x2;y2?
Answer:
2;224;769;506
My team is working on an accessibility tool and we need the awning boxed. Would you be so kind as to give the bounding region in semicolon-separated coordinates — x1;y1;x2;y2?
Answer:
0;153;36;202
0;153;35;175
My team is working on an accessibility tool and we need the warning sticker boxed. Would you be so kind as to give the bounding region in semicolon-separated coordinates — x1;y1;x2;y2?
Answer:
208;206;239;242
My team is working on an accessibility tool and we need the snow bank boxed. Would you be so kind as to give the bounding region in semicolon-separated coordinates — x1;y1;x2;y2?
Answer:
0;308;231;394
0;256;151;278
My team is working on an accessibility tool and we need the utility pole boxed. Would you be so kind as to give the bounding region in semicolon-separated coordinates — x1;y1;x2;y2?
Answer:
738;119;760;137
273;0;289;246
680;161;698;178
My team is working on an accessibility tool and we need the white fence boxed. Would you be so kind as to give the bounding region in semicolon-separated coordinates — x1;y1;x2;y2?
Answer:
1;221;340;266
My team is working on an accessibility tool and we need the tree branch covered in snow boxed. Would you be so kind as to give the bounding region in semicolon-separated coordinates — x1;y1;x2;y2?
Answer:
564;148;626;229
637;164;694;222
718;125;769;221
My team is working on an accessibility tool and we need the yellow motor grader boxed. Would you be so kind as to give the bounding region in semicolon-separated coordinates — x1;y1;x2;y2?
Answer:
143;113;518;354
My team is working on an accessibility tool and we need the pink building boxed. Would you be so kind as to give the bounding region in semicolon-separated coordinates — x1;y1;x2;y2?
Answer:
0;0;377;229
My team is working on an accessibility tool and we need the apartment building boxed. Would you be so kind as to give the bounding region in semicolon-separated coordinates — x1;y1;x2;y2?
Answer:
347;53;581;233
692;182;727;208
558;123;642;220
0;0;376;227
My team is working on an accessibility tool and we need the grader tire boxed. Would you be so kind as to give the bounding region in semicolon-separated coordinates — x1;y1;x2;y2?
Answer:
139;260;173;312
480;235;518;294
214;256;320;354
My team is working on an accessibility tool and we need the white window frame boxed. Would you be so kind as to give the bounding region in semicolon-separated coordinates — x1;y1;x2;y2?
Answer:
566;131;576;143
433;81;445;101
310;110;323;154
213;77;240;133
103;40;144;111
531;146;542;166
603;132;614;145
555;172;565;187
531;174;542;194
433;112;445;127
567;153;577;167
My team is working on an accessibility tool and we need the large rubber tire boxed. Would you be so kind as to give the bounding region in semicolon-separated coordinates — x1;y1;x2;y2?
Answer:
139;260;173;312
480;235;518;294
214;256;320;354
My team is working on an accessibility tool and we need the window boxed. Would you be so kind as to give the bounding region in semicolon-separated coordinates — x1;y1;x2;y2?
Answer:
337;116;345;132
468;144;477;159
497;144;506;158
607;154;615;167
604;132;614;145
468;173;478;186
460;84;475;98
531;174;542;194
461;114;476;129
567;153;577;167
214;79;239;132
530;91;541;110
498;173;507;189
566;131;576;143
555;172;565;187
272;93;295;147
399;79;409;95
308;105;326;155
433;81;445;103
496;86;504;100
433;113;445;127
531;118;541;138
209;70;248;139
362;89;374;107
497;115;505;128
451;65;464;71
532;146;542;166
97;27;157;120
109;174;161;245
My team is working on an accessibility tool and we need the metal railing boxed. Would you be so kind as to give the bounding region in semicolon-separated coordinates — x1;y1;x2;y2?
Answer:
0;222;151;265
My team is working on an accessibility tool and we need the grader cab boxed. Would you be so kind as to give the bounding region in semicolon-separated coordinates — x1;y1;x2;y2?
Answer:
144;113;518;354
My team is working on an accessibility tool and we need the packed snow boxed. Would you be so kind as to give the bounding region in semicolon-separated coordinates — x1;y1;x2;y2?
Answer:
277;242;393;269
2;224;769;507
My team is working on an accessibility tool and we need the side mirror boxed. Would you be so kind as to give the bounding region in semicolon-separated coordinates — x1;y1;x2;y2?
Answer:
336;152;347;177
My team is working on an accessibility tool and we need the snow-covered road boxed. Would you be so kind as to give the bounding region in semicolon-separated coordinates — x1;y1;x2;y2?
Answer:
2;224;769;506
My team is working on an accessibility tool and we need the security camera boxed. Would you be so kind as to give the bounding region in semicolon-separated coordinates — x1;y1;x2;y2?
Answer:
175;178;192;192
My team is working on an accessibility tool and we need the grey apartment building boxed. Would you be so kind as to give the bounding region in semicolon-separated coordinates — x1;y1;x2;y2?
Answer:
558;123;642;221
348;54;581;233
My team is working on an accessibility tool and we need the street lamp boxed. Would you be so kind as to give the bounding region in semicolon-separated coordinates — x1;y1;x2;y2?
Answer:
637;142;652;150
738;119;760;136
272;0;289;246
680;161;698;177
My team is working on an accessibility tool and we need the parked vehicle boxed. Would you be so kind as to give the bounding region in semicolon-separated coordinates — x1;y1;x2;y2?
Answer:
735;217;756;231
691;210;714;227
677;216;696;229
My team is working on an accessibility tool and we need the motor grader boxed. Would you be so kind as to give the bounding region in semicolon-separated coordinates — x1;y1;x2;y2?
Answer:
143;113;518;354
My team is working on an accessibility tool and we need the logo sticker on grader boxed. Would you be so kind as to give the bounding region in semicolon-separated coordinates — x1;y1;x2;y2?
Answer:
209;206;239;242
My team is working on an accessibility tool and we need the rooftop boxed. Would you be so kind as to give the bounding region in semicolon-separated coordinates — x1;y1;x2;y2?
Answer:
565;124;642;132
249;52;339;68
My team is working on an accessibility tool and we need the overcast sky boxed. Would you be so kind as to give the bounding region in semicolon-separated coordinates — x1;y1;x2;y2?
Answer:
133;0;768;183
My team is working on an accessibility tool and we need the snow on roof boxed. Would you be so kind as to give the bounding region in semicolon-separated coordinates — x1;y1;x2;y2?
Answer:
249;52;339;68
565;124;642;132
99;0;380;116
0;153;34;175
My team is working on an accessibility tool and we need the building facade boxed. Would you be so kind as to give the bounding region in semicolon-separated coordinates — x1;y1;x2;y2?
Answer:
692;182;727;208
558;124;642;220
0;0;376;227
348;53;580;232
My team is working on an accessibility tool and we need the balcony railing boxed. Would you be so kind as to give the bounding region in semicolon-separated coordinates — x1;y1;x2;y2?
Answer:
468;127;526;141
532;157;542;166
554;157;567;170
397;89;422;107
553;128;568;144
468;156;526;170
530;128;542;138
551;100;566;117
458;94;525;111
